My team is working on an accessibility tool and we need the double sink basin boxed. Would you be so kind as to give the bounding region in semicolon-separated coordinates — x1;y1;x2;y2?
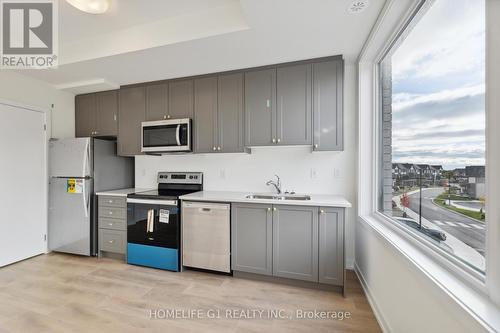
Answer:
245;194;311;201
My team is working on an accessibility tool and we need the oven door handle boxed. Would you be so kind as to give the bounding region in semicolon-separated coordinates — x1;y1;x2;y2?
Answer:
175;124;181;146
127;198;178;206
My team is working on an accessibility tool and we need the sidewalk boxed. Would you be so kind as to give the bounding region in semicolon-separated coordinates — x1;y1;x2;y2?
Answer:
392;188;485;271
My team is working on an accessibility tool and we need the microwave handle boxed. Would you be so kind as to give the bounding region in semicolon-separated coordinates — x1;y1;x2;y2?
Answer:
176;124;181;146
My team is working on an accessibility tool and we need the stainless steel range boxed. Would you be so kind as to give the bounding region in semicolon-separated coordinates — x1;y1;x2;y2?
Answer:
126;172;202;271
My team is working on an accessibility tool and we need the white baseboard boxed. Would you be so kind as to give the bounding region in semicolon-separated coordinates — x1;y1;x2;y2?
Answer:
354;263;392;333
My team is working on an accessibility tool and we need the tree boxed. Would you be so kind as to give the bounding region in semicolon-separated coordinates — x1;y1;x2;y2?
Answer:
401;193;410;218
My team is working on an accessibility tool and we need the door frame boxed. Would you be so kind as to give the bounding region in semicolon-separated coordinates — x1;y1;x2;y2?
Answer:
0;99;49;256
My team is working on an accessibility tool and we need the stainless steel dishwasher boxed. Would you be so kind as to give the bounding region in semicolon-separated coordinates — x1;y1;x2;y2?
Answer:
181;201;230;273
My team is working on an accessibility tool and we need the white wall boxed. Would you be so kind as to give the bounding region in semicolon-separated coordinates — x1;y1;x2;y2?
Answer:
136;62;358;267
0;71;75;138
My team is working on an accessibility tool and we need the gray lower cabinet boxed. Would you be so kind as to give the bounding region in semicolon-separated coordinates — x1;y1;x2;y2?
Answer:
273;205;318;282
98;195;127;256
319;207;344;285
231;203;273;275
276;64;312;145
244;69;276;146
118;86;146;156
168;79;194;119
312;59;343;151
231;202;345;286
145;83;168;121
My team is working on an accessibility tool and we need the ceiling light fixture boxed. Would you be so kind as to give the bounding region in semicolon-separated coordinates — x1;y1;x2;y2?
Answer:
66;0;110;14
347;0;370;14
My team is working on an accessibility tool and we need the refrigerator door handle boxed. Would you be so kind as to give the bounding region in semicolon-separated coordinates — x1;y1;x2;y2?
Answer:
83;139;91;178
175;125;181;146
82;181;89;218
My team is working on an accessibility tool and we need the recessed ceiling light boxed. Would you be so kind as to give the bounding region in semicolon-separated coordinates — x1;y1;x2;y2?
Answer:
66;0;110;14
347;0;370;14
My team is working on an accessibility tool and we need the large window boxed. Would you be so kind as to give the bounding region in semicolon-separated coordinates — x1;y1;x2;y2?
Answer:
379;0;486;273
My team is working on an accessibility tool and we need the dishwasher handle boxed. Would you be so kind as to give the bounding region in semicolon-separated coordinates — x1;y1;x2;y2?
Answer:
182;201;230;211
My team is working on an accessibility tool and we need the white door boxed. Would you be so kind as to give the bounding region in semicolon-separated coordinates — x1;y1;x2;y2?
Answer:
0;101;47;267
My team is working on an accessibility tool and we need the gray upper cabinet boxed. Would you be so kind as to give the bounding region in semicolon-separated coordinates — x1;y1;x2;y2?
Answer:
231;203;273;275
75;94;95;137
194;77;218;153
313;59;344;151
244;69;276;146
276;64;312;145
319;207;344;286
76;91;118;137
118;86;146;156
272;205;318;282
145;83;168;121
168;79;194;119
218;73;244;153
95;91;118;137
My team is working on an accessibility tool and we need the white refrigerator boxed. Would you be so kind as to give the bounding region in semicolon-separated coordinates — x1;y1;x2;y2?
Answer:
48;138;133;256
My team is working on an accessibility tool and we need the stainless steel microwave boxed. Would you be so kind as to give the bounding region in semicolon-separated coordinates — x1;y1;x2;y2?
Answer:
141;118;191;153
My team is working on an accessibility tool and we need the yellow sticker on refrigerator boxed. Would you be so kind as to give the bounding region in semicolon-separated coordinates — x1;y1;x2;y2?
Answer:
67;179;83;193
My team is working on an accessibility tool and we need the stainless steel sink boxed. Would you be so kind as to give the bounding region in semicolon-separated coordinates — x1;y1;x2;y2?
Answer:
245;194;277;200
245;194;311;201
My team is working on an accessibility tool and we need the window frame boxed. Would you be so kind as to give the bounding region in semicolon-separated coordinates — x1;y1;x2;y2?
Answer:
357;0;499;301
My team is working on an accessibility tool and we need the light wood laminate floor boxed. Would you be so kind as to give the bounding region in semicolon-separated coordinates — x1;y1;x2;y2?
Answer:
0;253;381;333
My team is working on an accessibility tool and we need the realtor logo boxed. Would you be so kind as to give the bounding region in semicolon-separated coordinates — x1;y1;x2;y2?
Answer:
0;0;58;68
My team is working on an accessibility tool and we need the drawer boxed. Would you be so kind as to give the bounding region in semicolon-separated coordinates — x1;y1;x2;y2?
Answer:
99;229;126;254
99;207;126;220
99;218;126;231
98;196;126;208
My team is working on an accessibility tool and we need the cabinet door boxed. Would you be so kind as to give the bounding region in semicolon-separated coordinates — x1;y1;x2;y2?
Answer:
75;94;96;137
273;205;318;282
244;69;276;146
146;83;168;121
168;79;194;119
313;59;343;151
194;77;218;153
319;207;344;286
95;90;118;137
118;87;146;156
231;203;273;275
276;64;312;145
218;73;244;153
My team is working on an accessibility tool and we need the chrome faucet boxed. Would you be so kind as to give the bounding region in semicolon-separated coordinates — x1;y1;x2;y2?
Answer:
266;174;282;194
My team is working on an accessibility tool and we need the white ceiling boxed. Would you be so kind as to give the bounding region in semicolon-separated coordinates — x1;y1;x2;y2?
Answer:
19;0;385;91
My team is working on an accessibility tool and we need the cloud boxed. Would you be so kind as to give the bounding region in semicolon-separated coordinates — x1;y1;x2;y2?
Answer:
395;129;485;141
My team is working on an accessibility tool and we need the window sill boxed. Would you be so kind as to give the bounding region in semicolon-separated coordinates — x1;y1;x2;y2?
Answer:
358;214;500;332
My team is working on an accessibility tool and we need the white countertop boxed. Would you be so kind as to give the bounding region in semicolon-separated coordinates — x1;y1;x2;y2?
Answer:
96;188;151;197
179;191;352;208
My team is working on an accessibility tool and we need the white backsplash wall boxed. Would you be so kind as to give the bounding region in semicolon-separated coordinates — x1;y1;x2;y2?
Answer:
135;62;357;268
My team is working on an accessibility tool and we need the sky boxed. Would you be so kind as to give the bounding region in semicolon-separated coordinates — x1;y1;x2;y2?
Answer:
391;0;485;170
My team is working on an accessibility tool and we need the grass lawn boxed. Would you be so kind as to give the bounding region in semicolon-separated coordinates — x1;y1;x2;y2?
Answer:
435;193;472;201
434;197;485;222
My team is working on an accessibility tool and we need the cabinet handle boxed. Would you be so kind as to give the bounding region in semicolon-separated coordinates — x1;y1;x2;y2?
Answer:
108;240;114;244
266;99;271;108
267;207;271;211
273;207;277;211
314;144;319;149
95;131;99;135
114;114;117;121
163;115;167;119
320;209;325;214
217;146;221;151
272;138;276;143
277;138;281;143
167;115;171;119
213;146;217;151
108;223;113;226
109;211;113;215
108;200;113;203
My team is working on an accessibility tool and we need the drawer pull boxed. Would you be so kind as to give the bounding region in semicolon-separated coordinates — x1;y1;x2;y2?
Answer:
108;223;113;226
108;240;114;244
109;212;113;215
108;200;113;203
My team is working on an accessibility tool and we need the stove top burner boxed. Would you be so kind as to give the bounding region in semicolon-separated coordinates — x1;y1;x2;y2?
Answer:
127;172;203;200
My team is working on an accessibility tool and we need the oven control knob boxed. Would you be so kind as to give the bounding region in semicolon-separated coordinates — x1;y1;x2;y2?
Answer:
189;175;193;179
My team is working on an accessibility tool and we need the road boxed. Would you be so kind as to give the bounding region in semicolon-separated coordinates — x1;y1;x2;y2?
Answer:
408;188;485;256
